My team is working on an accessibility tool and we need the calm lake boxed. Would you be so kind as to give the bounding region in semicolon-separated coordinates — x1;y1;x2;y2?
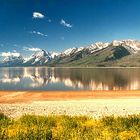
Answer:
0;67;140;90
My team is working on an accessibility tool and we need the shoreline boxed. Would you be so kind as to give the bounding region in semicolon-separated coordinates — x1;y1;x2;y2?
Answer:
0;90;140;118
1;90;140;103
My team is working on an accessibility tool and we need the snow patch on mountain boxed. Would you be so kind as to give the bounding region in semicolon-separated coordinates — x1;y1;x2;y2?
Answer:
75;47;84;53
63;47;77;56
88;42;109;53
1;54;24;66
50;52;60;58
23;50;51;65
111;40;140;53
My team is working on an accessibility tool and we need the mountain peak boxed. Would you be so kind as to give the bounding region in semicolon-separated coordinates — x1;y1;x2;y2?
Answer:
23;49;51;66
32;49;50;58
111;39;140;53
50;52;60;58
63;47;77;56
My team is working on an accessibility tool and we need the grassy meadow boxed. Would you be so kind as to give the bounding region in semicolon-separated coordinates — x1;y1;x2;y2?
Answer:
0;113;140;140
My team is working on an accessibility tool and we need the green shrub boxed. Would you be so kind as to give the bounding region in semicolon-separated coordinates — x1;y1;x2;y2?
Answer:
0;113;8;120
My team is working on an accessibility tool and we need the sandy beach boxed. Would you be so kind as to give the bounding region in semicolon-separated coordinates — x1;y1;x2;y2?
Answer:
1;91;140;118
1;90;140;103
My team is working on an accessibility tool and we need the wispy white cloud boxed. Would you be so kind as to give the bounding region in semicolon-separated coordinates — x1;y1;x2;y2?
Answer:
32;12;52;23
60;19;72;28
23;46;41;52
1;51;20;57
33;12;45;19
30;31;48;37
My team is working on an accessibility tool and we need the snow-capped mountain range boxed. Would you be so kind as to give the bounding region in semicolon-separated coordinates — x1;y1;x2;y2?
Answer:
1;39;140;67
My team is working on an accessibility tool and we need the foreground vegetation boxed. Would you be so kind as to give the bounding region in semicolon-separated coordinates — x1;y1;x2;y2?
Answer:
1;113;140;139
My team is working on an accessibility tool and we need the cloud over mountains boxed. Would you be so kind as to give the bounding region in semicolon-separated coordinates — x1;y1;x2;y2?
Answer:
23;47;41;52
1;52;20;57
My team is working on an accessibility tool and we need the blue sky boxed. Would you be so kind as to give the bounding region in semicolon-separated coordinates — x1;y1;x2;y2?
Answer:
0;0;140;58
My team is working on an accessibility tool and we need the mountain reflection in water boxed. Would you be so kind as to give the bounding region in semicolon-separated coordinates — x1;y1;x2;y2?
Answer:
0;67;140;90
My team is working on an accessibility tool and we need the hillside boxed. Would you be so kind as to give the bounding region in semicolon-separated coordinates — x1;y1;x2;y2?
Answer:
47;45;131;67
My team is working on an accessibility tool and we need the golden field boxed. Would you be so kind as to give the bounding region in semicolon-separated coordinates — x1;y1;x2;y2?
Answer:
1;113;140;140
